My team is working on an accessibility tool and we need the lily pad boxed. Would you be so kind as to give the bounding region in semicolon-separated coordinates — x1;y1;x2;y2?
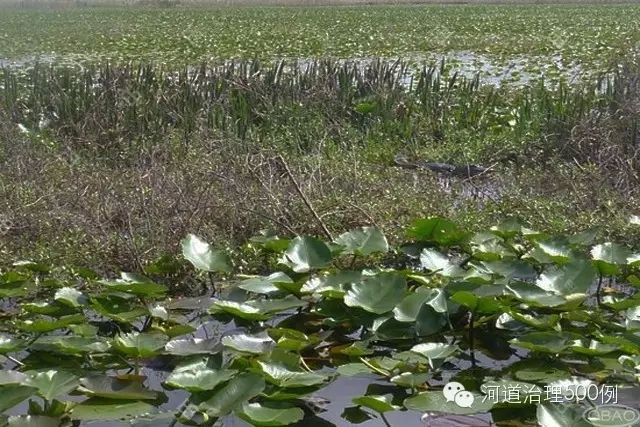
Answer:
182;234;232;273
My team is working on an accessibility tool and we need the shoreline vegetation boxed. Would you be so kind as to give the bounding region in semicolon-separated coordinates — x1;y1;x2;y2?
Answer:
2;0;640;8
1;56;640;286
1;4;640;426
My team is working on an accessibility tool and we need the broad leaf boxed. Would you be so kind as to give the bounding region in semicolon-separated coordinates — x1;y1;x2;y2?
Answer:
344;273;406;314
282;236;333;272
334;227;389;256
182;234;232;273
235;402;305;426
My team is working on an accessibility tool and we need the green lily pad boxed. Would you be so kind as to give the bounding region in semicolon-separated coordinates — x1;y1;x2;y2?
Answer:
407;217;468;246
4;416;61;427
256;361;327;388
113;332;168;358
222;331;276;355
164;366;237;392
352;394;399;413
239;272;294;294
77;376;161;400
15;314;85;333
54;287;88;307
24;370;80;401
71;398;157;421
165;337;223;356
536;259;596;296
344;273;406;314
0;385;36;412
182;234;232;273
197;372;266;417
282;236;333;273
90;294;148;323
334;226;389;256
235;401;305;427
390;372;432;388
100;273;168;298
420;248;466;277
592;242;632;275
537;402;592;427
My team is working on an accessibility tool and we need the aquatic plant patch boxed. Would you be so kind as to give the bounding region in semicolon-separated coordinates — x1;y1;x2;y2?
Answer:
0;4;639;80
1;217;640;426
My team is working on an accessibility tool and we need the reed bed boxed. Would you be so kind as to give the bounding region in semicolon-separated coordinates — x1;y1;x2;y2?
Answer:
1;56;640;276
2;59;633;166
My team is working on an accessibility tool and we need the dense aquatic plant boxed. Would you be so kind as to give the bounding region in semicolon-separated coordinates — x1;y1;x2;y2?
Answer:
1;216;640;426
0;58;628;164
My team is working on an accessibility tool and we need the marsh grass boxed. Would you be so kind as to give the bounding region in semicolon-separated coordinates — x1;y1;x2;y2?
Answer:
1;0;637;8
1;57;640;284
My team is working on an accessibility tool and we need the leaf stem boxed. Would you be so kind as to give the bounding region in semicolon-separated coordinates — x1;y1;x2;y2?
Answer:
359;357;390;377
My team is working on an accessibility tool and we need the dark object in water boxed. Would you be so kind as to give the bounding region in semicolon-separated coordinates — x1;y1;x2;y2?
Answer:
393;154;491;178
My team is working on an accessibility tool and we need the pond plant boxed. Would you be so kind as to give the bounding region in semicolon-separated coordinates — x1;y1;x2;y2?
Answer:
1;216;640;426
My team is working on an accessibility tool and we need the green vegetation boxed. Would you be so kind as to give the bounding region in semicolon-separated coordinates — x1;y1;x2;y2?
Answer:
2;3;640;425
0;4;639;77
2;218;640;426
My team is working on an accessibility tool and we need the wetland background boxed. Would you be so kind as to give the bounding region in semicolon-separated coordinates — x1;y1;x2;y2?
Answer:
2;3;640;427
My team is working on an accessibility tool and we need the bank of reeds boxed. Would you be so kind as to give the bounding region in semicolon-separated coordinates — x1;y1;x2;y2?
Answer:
2;58;634;163
1;57;639;284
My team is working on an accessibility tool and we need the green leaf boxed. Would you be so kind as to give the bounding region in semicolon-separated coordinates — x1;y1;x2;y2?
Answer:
0;371;27;385
352;394;399;413
181;234;232;273
238;272;294;294
197;372;265;417
592;242;632;275
407;217;468;246
536;259;596;296
222;331;276;355
15;314;85;333
344;273;406;314
164;337;223;356
165;366;237;392
256;361;327;388
0;385;36;412
393;288;445;322
282;236;333;273
409;343;459;368
510;332;583;354
390;372;432;388
90;294;148;322
0;280;35;298
77;376;161;400
334;227;389;256
420;249;465;277
336;363;375;377
505;282;569;307
450;291;503;315
113;332;168;358
4;416;61;427
100;273;168;298
235;402;305;427
54;287;88;307
570;339;619;356
627;305;640;331
211;296;307;321
71;398;156;421
300;270;361;297
0;335;27;354
24;370;80;401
